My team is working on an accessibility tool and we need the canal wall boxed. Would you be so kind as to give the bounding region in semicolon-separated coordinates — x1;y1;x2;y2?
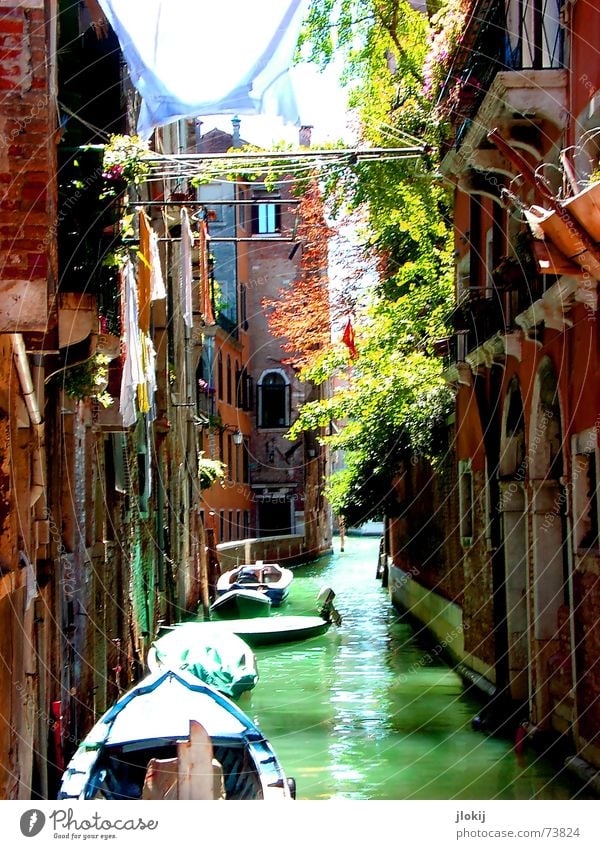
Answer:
388;562;496;696
217;534;322;570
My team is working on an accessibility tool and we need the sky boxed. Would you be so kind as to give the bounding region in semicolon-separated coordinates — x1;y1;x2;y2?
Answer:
200;60;356;148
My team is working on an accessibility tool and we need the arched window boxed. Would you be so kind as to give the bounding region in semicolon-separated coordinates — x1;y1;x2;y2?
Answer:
226;355;232;405
258;370;290;428
217;352;223;400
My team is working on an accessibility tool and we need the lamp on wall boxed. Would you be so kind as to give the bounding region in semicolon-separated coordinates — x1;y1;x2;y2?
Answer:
222;423;244;445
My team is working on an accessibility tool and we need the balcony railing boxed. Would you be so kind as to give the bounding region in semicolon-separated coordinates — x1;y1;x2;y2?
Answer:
441;0;564;148
449;263;549;360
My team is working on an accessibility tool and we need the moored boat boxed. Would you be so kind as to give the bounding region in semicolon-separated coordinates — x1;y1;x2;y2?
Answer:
147;625;258;698
216;561;293;606
152;614;336;648
210;588;272;619
57;670;294;800
222;615;332;646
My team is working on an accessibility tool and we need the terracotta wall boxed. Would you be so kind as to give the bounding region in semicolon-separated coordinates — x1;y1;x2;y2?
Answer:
0;1;55;332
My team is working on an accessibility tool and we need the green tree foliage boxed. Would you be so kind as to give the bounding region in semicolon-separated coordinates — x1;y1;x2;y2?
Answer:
292;1;454;526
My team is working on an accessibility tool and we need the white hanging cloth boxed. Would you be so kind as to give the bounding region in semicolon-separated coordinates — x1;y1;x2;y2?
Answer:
119;257;144;427
150;229;166;301
97;0;309;138
180;207;194;329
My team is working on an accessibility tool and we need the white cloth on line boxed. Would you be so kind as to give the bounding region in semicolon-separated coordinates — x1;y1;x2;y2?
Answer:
150;229;166;300
119;258;144;427
180;207;194;329
97;0;309;138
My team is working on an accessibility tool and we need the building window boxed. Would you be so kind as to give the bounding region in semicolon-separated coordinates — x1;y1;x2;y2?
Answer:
196;345;215;417
243;510;250;538
242;439;249;483
458;459;474;547
236;365;253;411
457;254;470;301
219;509;225;542
240;283;248;330
251;193;281;235
227;433;234;481
228;509;234;540
505;0;563;71
485;226;494;297
235;439;241;482
233;360;240;408
237;189;246;230
258;370;290;428
573;436;599;552
217;352;223;400
226;354;232;405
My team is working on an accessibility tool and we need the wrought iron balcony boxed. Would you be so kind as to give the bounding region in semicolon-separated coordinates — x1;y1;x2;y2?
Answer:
440;0;565;150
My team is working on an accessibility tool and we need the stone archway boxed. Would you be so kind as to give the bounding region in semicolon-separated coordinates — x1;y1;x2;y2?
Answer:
528;356;572;730
499;377;529;703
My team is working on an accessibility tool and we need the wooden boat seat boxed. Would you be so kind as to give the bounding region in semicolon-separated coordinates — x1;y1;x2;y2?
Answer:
261;567;279;583
141;721;226;800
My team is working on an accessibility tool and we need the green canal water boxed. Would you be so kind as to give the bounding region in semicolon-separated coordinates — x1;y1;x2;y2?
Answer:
242;536;587;801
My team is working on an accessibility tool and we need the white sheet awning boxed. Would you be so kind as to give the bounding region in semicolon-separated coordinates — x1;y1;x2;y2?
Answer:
98;0;310;138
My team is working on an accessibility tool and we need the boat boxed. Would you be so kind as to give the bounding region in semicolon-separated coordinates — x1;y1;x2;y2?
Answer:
153;618;331;649
210;588;272;619
219;615;333;646
217;561;294;607
206;585;341;646
147;624;258;698
57;670;295;800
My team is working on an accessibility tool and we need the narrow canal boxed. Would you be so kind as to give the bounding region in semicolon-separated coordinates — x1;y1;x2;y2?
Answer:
244;536;587;800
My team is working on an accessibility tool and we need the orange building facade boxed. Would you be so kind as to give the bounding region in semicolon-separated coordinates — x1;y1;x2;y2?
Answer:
390;0;600;773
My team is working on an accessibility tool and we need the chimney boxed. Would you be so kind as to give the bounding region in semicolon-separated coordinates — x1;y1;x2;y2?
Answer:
232;116;241;148
299;125;313;148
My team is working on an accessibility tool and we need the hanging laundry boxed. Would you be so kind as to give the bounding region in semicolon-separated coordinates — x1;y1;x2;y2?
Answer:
21;551;38;611
96;0;309;138
198;218;215;325
135;335;157;421
180;207;194;329
137;334;151;415
149;229;166;300
119;258;144;427
138;211;152;334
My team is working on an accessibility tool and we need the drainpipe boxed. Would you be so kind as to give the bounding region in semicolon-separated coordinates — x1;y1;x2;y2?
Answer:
11;333;48;798
11;334;45;507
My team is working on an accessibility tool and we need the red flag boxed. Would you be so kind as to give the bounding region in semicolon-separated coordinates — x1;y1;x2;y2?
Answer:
342;318;358;360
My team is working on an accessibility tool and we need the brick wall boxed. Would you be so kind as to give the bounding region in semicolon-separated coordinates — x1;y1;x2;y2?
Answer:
0;1;55;332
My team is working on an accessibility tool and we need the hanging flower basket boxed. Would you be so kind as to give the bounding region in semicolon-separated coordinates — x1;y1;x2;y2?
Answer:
198;378;216;396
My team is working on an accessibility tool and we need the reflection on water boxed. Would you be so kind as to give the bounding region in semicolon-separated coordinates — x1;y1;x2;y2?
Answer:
247;536;586;800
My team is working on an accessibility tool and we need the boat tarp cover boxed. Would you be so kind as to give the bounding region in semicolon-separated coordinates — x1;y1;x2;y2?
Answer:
150;627;255;685
89;673;249;746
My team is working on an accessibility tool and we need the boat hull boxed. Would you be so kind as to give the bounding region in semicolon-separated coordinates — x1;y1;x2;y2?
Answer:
166;616;331;647
230;615;330;645
57;671;292;800
210;588;272;619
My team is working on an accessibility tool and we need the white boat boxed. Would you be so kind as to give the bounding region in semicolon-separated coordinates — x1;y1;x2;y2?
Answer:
210;588;272;619
57;670;295;800
216;561;293;606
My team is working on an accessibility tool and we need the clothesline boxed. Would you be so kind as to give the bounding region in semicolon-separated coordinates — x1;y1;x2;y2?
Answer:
127;199;300;206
